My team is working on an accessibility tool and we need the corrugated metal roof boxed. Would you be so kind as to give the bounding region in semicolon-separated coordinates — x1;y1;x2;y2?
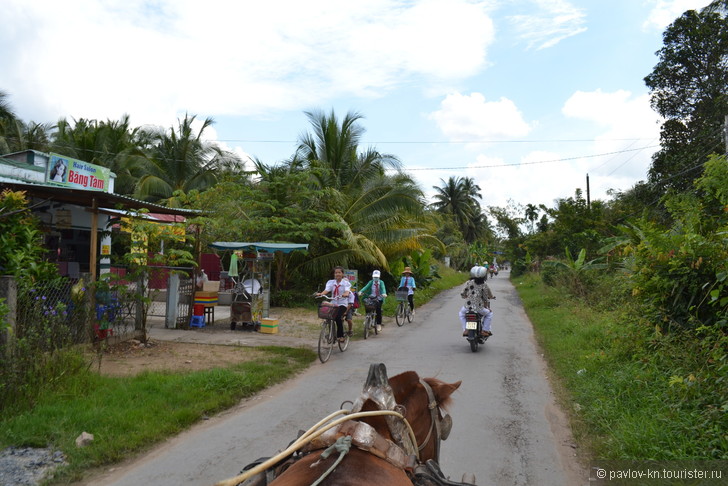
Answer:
0;180;200;216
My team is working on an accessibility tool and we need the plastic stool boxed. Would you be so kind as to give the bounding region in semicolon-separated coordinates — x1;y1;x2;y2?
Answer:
190;315;205;328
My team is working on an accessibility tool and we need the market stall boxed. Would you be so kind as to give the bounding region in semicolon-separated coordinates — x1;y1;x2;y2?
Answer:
208;242;309;331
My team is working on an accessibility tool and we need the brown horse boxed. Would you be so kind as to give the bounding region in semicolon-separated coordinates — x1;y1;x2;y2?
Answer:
215;364;461;486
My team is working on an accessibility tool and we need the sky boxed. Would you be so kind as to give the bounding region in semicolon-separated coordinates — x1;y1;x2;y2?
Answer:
0;0;714;212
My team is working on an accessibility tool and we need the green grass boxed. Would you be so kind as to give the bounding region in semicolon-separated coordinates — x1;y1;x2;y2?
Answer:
0;346;316;484
514;273;728;461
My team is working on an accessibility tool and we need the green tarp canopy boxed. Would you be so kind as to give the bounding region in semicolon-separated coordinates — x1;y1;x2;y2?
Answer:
208;242;309;254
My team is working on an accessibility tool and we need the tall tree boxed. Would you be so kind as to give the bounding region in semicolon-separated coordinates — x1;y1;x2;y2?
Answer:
431;176;486;243
0;90;15;121
52;116;153;195
290;109;435;274
0;91;19;153
135;114;241;203
524;203;539;234
296;109;401;191
644;0;728;193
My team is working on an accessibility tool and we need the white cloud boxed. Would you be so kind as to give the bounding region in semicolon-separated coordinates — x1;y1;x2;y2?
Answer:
0;0;496;126
642;0;714;31
428;92;532;141
562;89;661;180
507;0;587;50
459;151;585;209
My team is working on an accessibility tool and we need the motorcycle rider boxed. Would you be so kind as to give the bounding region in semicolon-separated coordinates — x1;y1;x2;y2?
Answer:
459;266;495;337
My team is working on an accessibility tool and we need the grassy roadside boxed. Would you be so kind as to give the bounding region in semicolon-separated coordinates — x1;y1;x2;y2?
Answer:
0;346;315;484
514;272;728;461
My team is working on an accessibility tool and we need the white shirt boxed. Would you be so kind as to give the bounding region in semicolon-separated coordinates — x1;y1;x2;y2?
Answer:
324;278;351;307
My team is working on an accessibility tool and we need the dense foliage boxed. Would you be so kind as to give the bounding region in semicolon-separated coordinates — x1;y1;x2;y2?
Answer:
644;0;728;195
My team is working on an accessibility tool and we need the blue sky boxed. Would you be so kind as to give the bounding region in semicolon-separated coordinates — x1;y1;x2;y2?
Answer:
0;0;713;210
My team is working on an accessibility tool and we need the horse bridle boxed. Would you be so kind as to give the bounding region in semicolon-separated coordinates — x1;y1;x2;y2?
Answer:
416;379;452;462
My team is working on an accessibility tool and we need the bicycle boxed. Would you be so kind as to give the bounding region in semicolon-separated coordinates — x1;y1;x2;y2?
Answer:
395;289;414;326
362;296;381;339
314;294;349;363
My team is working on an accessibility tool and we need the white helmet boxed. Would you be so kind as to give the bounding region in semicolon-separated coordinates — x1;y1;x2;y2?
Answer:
372;270;381;278
470;266;486;278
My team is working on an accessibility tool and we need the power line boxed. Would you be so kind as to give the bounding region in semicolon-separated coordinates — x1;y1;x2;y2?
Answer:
217;137;656;144
400;145;660;171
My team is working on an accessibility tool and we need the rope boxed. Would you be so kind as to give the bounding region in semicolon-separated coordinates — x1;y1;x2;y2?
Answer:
309;435;352;486
212;410;418;486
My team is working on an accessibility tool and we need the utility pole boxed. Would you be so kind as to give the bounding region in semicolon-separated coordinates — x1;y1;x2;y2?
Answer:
724;114;728;155
586;173;591;210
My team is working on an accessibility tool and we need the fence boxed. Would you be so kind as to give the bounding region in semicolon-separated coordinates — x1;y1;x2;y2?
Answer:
1;264;195;349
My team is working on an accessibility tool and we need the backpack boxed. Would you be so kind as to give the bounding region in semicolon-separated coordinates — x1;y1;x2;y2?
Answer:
352;292;360;309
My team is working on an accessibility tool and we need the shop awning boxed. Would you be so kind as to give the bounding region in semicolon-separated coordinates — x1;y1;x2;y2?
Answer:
209;242;309;253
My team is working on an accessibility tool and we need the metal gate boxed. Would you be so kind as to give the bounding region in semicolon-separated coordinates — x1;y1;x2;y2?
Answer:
176;277;194;328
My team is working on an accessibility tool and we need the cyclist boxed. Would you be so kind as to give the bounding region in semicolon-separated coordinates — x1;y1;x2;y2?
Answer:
459;266;495;337
316;266;351;343
398;266;416;316
358;270;387;332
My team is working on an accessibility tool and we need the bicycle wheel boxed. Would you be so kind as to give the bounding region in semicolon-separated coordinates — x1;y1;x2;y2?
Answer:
338;330;350;351
364;314;372;339
318;320;334;363
407;304;414;323
395;302;405;326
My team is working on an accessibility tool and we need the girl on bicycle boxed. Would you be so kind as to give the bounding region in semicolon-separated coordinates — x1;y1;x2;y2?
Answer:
398;267;416;315
316;266;351;342
359;270;387;332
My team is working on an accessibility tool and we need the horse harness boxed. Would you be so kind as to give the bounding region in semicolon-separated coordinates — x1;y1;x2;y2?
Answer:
234;380;466;486
225;364;472;486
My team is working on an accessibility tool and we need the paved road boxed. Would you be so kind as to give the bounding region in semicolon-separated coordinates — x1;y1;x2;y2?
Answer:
83;271;585;486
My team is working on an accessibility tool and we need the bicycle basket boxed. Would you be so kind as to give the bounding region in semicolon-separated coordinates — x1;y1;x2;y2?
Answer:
395;290;409;301
318;304;338;320
363;297;378;312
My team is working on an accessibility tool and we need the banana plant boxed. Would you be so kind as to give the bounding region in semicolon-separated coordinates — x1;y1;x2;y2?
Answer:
543;247;607;296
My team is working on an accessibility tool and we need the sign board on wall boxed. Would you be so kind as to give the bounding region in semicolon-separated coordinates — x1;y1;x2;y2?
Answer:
47;153;111;192
344;269;358;289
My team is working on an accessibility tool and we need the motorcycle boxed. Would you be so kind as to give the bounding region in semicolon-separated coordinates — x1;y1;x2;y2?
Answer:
464;311;488;352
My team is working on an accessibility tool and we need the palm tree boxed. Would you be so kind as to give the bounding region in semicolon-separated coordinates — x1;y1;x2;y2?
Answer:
51;116;153;195
135;114;242;202
296;109;401;192
289;109;437;275
524;203;539;234
0;91;19;153
431;176;483;242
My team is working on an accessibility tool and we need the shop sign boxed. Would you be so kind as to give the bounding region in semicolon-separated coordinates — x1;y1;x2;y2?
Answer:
47;153;111;192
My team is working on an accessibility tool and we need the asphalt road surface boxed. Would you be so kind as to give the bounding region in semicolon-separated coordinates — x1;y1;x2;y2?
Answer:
82;271;585;486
